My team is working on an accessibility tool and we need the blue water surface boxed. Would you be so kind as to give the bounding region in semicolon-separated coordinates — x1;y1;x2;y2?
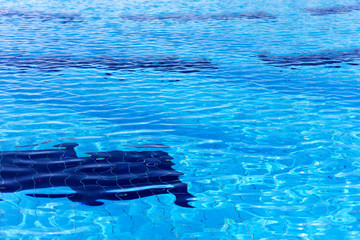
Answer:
0;0;360;239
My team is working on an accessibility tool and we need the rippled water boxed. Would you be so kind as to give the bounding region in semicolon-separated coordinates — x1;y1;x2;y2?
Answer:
0;0;360;239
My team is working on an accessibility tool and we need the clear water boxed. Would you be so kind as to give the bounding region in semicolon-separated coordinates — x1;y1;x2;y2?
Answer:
0;0;360;239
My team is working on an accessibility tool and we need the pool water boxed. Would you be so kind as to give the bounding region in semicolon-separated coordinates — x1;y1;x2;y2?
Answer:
0;0;360;239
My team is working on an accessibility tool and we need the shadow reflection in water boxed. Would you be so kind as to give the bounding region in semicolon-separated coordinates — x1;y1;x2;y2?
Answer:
0;143;195;208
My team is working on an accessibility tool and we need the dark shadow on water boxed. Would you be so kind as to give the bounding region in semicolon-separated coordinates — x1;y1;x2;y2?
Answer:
0;143;195;208
120;12;276;22
259;49;360;67
0;54;216;73
304;3;360;16
0;9;82;22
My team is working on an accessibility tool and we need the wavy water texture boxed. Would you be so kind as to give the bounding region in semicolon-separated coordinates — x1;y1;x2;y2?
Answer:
0;0;360;239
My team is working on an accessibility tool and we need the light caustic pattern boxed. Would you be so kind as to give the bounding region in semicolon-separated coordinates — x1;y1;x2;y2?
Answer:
0;0;360;239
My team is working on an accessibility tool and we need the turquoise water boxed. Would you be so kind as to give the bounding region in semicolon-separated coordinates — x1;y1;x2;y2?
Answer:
0;0;360;239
